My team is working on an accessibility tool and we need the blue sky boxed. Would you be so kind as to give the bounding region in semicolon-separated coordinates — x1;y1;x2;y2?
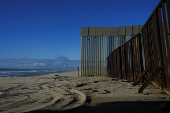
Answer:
0;0;160;69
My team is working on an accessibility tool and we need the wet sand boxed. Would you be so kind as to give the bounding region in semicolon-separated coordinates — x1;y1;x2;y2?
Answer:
0;71;170;113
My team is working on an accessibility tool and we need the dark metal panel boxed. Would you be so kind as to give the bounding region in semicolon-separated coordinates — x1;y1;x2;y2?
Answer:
125;43;129;80
130;40;134;81
147;21;153;74
131;39;135;80
144;24;151;74
125;26;133;35
133;38;137;80
96;27;103;36
121;46;126;79
107;56;109;76
114;51;116;78
159;4;170;88
110;27;118;36
117;47;122;78
158;7;169;88
166;0;170;35
137;34;143;79
103;27;111;36
133;25;140;34
89;27;96;36
150;16;159;85
115;50;118;78
154;11;165;86
111;52;114;77
118;26;126;35
81;27;88;36
162;3;170;73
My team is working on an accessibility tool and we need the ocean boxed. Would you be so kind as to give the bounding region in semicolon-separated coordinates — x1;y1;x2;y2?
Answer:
0;68;76;78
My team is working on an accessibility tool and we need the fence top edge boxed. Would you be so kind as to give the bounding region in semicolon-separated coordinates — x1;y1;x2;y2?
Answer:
141;0;165;30
109;33;141;55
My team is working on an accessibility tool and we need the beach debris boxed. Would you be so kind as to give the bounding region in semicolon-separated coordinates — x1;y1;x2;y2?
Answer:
70;92;76;95
111;78;118;81
28;95;31;98
39;86;43;89
75;94;79;100
55;75;59;76
92;90;99;92
28;95;37;102
99;90;111;94
85;96;91;105
104;90;111;94
76;83;87;87
59;79;63;81
0;92;6;95
93;81;99;83
83;88;93;90
159;97;167;99
122;80;132;82
144;93;149;95
67;87;72;90
63;93;71;96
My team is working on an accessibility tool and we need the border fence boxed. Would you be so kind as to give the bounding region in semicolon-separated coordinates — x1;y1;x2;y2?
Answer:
81;26;143;77
107;0;170;93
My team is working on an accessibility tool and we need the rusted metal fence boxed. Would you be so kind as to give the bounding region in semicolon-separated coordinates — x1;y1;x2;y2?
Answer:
107;33;143;81
141;0;170;92
107;0;170;93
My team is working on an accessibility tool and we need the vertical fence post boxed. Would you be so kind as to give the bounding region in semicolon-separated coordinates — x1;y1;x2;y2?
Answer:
137;33;143;77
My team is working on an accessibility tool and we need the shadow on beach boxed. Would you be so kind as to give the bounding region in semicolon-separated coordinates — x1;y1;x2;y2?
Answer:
26;101;170;113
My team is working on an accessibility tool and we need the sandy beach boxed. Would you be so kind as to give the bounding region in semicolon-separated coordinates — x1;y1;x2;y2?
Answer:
0;71;170;113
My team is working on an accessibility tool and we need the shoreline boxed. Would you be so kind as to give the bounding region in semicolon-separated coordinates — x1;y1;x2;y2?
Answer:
0;70;77;78
0;71;170;113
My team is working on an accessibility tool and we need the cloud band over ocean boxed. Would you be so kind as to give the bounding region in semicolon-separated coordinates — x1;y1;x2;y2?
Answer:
0;56;80;69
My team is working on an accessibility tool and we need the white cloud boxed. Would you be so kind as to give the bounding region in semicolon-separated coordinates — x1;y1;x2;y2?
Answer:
34;63;45;66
